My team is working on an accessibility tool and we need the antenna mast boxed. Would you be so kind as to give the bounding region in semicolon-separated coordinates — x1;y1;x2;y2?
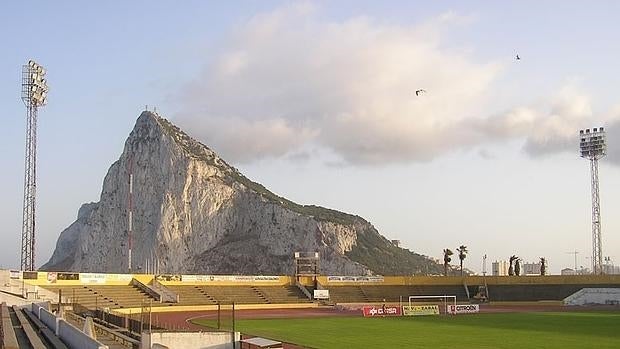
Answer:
128;154;133;273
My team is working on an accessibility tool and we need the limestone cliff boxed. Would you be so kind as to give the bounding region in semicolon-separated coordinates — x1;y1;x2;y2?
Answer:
42;112;442;275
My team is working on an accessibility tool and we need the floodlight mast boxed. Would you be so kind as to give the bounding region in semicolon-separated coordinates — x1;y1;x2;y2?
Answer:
20;60;48;271
579;127;607;275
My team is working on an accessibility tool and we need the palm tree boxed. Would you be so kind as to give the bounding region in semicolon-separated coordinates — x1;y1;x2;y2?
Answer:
509;255;517;276
540;257;547;276
456;245;468;276
515;257;521;276
443;249;453;276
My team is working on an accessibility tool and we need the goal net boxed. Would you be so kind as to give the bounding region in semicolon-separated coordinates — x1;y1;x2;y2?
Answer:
407;295;456;314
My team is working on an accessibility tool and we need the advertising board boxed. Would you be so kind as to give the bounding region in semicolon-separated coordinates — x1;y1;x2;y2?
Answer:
362;305;401;317
402;305;440;316
80;273;107;284
313;289;330;300
447;304;480;314
327;276;384;283
180;275;281;283
46;272;57;283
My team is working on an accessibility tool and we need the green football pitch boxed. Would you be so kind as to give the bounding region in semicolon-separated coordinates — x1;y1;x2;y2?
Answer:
193;311;620;348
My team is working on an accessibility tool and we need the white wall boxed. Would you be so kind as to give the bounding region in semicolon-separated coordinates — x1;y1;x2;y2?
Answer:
141;331;240;349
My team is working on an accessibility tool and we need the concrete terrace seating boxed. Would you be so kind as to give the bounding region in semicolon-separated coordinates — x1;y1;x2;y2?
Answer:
327;286;369;303
200;286;267;304
254;286;311;304
40;284;157;309
166;285;311;305
166;285;217;305
486;284;609;302
327;285;470;303
406;285;469;302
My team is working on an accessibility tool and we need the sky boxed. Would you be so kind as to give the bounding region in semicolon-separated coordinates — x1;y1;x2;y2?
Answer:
2;1;620;275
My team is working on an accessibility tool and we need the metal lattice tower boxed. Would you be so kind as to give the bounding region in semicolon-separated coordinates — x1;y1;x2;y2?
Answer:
579;127;606;274
20;60;48;271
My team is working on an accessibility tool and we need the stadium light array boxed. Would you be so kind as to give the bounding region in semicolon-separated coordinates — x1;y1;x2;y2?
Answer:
22;60;49;107
579;127;607;275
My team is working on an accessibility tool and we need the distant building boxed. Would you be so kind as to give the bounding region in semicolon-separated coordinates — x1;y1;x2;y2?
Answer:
603;264;620;275
522;262;543;276
391;240;401;247
577;267;591;275
492;261;510;276
561;268;576;275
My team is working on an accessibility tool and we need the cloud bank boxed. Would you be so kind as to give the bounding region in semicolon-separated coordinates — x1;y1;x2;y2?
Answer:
174;4;620;165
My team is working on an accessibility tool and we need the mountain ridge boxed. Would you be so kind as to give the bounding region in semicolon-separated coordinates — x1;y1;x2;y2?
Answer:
42;111;442;276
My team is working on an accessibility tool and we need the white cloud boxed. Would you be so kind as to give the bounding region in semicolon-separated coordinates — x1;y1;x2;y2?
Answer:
174;4;620;165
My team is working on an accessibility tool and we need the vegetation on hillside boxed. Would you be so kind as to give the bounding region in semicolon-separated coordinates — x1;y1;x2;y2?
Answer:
346;227;443;275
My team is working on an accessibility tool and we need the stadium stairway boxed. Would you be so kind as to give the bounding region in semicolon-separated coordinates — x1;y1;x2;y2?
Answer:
255;286;312;304
327;286;369;303
165;285;218;306
165;285;311;306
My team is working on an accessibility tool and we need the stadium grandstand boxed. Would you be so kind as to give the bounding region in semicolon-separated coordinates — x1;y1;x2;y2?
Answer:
2;269;620;348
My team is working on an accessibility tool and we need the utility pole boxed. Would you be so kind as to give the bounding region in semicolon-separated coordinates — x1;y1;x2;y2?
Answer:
566;251;579;272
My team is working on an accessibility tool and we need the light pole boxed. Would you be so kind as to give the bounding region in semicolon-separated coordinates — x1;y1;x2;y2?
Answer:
579;127;607;274
20;60;49;271
482;254;487;276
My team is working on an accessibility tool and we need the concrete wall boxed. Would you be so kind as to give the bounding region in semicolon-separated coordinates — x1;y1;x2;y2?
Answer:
113;302;317;315
7;267;620;289
57;319;109;349
141;331;240;349
31;302;109;349
38;308;57;332
319;274;620;286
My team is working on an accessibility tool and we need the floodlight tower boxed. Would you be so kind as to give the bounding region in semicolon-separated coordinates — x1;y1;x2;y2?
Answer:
20;60;49;271
579;127;607;275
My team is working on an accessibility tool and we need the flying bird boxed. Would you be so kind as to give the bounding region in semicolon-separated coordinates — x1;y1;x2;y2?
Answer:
415;89;426;96
515;54;521;60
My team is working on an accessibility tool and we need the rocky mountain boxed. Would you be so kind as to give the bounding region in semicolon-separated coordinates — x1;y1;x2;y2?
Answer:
42;111;443;275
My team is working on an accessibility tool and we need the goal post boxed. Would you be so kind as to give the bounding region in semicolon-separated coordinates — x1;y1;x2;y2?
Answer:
408;295;456;314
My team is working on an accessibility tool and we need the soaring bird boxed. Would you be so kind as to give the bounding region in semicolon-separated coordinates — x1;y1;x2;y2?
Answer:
415;89;426;96
515;54;521;60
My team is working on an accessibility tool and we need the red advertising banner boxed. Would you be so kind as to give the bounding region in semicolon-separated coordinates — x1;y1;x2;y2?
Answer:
362;305;402;317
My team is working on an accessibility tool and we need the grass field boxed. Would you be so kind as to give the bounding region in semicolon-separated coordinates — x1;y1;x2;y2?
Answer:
193;312;620;348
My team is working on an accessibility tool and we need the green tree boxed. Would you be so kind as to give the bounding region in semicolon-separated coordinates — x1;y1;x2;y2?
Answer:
540;257;547;276
457;245;468;276
443;249;453;276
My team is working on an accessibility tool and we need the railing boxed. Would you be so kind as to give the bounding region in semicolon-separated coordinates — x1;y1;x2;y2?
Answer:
151;278;179;303
130;278;161;302
295;281;313;300
67;312;140;348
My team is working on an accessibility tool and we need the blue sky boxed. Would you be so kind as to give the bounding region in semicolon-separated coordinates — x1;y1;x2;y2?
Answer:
2;1;620;274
